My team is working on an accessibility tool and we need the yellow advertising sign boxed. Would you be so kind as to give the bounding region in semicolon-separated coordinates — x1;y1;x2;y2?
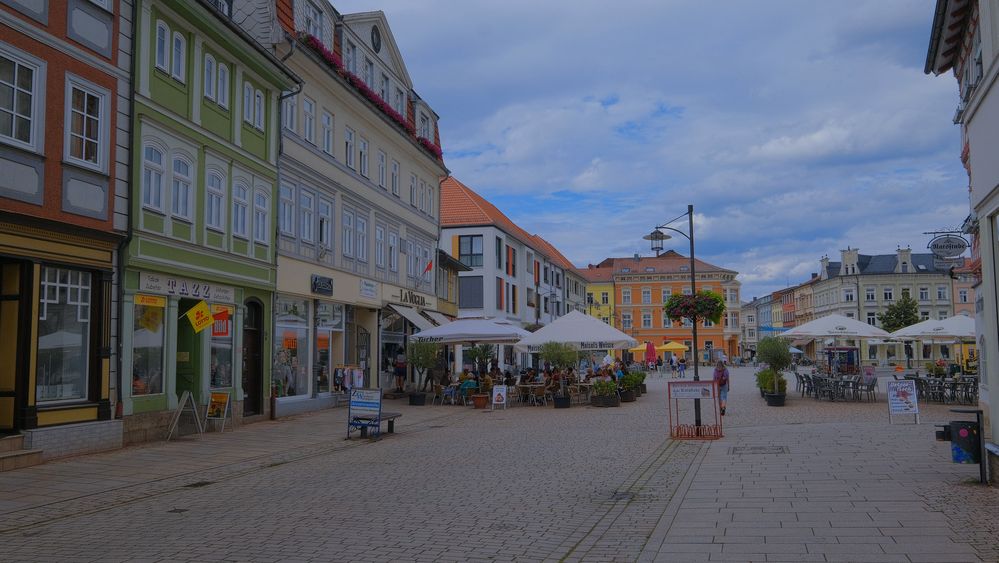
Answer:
184;300;214;333
135;294;166;307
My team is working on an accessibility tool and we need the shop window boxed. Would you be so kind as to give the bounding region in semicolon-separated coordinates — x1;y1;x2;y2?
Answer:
37;267;91;403
132;295;165;395
210;305;234;388
274;297;310;398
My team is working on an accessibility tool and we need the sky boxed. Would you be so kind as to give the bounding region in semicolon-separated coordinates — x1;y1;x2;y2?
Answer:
337;0;967;300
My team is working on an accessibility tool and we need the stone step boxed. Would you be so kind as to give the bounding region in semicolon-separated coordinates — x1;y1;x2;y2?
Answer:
0;449;43;472
0;434;24;453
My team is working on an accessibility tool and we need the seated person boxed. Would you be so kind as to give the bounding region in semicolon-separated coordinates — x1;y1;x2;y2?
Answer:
584;368;595;381
504;370;516;386
458;369;472;383
482;372;494;393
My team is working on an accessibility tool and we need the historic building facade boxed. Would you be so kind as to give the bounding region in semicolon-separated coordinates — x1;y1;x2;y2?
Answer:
580;264;615;326
0;0;130;458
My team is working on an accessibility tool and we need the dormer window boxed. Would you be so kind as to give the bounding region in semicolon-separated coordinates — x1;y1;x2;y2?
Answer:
363;58;374;86
394;88;405;115
419;112;430;138
901;261;908;273
344;41;356;73
302;1;323;39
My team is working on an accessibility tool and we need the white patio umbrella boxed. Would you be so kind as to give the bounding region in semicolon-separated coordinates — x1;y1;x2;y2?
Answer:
891;315;975;341
782;314;891;339
514;310;637;352
410;318;530;345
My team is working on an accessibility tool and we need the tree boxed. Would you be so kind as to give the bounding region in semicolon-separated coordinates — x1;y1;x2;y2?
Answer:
406;341;440;392
537;341;578;370
877;294;920;333
463;344;495;375
756;336;792;393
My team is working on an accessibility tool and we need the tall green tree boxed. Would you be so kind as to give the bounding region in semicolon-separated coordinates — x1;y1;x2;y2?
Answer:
464;344;495;374
406;341;441;391
537;341;578;370
756;336;792;393
877;294;920;333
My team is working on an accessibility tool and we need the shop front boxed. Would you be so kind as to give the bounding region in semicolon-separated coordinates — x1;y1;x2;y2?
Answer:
272;257;380;417
379;285;440;389
120;270;266;443
0;221;119;458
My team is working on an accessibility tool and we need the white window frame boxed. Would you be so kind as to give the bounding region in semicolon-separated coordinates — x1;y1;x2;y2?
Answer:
409;174;417;207
0;45;44;152
302;1;323;38
359;137;369;177
622;288;632;305
217;64;229;108
883;287;893;301
394;87;404;114
170;157;193;220
379;73;389;100
171;32;186;82
641;288;651;305
960;289;969;303
318;198;333;249
363;58;374;85
642;311;652;329
232;182;248;239
622;313;632;330
388;232;398;272
937;285;948;300
377;150;386;188
278;185;295;236
375;225;385;268
141;146;164;211
253;190;269;244
205;171;225;231
390;160;400;195
321;111;333;154
427;187;434;217
64;74;109;172
243;83;253;123
356;216;367;262
419;112;430;138
344;41;356;73
342;209;354;257
418;179;426;212
203;54;216;101
282;95;296;132
299;190;315;243
302;97;315;144
253;89;264;129
919;287;930;301
155;20;169;70
344;127;355;169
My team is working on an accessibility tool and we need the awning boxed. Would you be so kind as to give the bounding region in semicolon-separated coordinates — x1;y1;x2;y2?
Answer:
388;304;433;331
791;339;812;347
423;310;451;326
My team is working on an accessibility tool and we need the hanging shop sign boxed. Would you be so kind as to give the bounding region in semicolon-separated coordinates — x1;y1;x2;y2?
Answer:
140;272;235;303
928;235;969;259
359;279;379;299
311;274;334;296
211;305;233;338
184;300;214;333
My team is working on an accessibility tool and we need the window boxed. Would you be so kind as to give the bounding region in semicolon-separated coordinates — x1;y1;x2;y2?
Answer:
406;240;416;277
282;95;296;132
662;287;671;302
302;97;315;144
458;235;483;267
37;267;91;402
170;158;191;219
939;311;949;320
302;1;323;37
132;296;164;396
394;87;404;114
495;237;502;269
419;179;426;212
379;73;389;100
508;245;516;276
960;289;969;303
65;78;105;168
359;137;369;177
622;313;632;330
321;111;333;154
642;311;652;329
377;150;386;188
622;288;632;305
204;54;216;100
919;287;929;301
388;232;398;272
419;112;430;138
866;287;876;301
703;318;714;327
663;313;672;328
356;216;367;262
141;146;163;210
363;58;374;85
209;304;233;388
344;127;355;169
409;174;417;206
375;226;385;267
243;84;253;123
427;187;434;217
641;288;651;304
253;191;269;243
682;286;691;295
496;277;504;310
206;173;225;231
747;315;754;323
217;64;229;108
344;41;356;73
278;185;294;235
937;285;948;300
422;246;432;282
299;191;314;243
883;287;893;301
253;89;264;129
318;199;332;249
601;292;609;305
171;32;186;81
341;209;353;257
155;21;169;70
867;312;877;326
843;288;855;302
921;310;930;321
232;183;248;238
390;160;400;195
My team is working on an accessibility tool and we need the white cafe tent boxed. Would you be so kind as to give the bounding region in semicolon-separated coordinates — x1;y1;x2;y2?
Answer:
411;318;530;345
782;314;891;339
890;315;975;341
514;310;638;352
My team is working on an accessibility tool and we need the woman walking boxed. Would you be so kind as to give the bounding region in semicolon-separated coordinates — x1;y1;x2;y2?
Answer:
713;360;730;415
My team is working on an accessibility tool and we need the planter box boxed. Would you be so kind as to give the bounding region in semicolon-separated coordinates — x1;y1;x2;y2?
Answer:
639;383;648;394
620;390;637;402
591;395;620;407
553;396;571;409
408;393;427;406
765;393;786;407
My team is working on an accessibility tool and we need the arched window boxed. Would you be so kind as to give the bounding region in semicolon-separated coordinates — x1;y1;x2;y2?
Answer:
217;64;229;108
171;32;186;82
142;146;163;210
155;21;169;69
243;83;253;123
171;157;191;219
253;191;269;243
206;172;225;230
203;54;216;100
232;183;249;238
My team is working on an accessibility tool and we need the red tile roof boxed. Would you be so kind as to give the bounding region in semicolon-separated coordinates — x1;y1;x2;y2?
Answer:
530;234;576;270
600;251;735;276
577;265;614;283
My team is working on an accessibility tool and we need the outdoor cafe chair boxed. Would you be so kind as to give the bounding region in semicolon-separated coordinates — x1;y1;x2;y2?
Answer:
432;383;447;406
530;385;548;406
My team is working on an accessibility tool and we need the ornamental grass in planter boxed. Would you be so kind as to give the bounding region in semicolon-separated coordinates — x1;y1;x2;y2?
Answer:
620;374;639;402
591;380;620;407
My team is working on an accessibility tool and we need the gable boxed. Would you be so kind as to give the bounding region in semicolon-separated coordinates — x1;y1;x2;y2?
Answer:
341;11;413;90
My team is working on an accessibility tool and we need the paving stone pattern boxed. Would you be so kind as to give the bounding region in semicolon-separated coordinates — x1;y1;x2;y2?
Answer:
0;367;997;562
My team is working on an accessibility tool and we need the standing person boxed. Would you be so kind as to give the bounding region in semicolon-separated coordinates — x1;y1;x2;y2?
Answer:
678;356;687;378
713;360;730;415
656;356;663;374
394;351;407;393
670;354;679;378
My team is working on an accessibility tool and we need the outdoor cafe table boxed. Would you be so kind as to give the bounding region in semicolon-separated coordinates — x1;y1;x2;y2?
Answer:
516;384;545;404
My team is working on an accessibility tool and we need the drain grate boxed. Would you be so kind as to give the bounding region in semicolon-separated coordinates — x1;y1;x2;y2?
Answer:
166;508;189;514
728;446;788;455
183;481;215;488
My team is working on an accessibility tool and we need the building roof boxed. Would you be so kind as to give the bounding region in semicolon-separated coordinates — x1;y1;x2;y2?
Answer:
577;265;615;283
531;235;576;271
830;253;946;277
437;248;471;272
597;250;736;276
925;0;972;75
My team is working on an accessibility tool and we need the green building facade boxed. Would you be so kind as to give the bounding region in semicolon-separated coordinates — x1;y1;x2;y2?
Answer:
120;0;298;443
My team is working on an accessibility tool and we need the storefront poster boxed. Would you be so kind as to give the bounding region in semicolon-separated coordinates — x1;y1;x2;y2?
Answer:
669;381;715;400
185;301;214;333
135;294;165;332
139;272;235;303
359;279;379;299
206;391;230;419
493;385;508;406
887;380;919;415
349;388;381;418
211;305;233;337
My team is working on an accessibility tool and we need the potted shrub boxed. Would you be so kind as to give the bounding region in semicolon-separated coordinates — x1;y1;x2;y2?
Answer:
471;393;489;409
755;369;775;399
619;374;638;402
636;371;648;394
757;336;792;407
406;341;441;405
591;380;620;407
538;342;578;409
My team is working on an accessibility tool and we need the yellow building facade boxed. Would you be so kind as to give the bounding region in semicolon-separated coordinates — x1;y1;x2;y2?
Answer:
578;266;615;326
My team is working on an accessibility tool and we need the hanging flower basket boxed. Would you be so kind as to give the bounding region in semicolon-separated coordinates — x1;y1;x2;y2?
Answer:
663;291;726;325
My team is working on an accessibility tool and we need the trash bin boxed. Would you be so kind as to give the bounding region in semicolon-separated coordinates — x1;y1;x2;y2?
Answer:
949;420;981;464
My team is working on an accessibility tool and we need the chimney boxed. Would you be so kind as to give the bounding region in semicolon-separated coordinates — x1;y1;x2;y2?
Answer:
633;253;640;262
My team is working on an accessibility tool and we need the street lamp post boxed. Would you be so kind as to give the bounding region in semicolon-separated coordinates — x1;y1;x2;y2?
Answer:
645;204;701;428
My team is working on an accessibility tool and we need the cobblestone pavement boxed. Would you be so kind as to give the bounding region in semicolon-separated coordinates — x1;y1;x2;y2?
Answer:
0;367;997;562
